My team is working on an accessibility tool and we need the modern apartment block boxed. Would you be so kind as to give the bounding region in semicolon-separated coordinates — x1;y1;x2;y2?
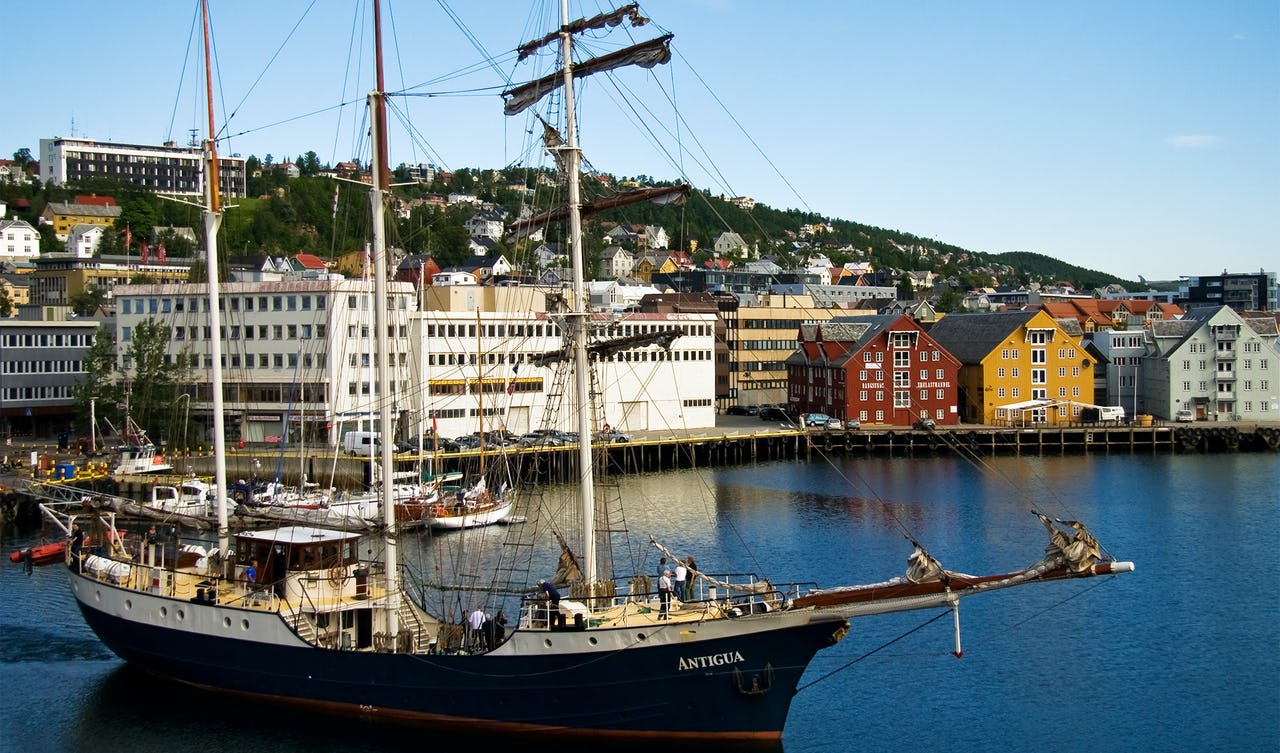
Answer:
0;307;100;438
40;137;246;198
1180;270;1278;313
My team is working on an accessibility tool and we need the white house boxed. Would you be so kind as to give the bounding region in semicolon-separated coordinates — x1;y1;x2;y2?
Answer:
714;231;749;259
0;218;41;261
598;247;634;279
66;224;104;257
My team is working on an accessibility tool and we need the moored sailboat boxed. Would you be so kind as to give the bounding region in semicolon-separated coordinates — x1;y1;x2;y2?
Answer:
54;1;1133;742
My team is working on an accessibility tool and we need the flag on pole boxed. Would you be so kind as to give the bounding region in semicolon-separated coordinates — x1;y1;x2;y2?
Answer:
332;185;339;218
157;242;166;264
139;241;150;265
123;224;132;250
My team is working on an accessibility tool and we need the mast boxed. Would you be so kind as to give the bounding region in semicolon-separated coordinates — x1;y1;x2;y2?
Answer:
201;0;230;562
558;0;597;586
370;0;398;641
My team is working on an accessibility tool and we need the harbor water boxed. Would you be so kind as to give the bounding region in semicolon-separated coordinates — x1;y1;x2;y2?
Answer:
2;452;1277;752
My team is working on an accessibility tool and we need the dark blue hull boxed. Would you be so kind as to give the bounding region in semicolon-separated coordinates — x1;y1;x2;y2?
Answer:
74;578;846;741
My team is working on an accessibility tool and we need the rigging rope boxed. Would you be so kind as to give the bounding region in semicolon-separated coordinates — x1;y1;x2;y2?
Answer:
795;610;952;694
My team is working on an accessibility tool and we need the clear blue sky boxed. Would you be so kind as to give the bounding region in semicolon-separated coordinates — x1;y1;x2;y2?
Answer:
3;1;1275;283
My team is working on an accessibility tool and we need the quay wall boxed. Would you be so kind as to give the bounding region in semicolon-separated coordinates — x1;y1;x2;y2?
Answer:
2;423;1277;525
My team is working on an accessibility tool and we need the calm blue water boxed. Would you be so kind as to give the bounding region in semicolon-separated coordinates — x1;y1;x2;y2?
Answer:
2;452;1277;752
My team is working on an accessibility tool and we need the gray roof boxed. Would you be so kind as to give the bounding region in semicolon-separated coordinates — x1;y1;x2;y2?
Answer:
44;202;121;219
923;311;1038;364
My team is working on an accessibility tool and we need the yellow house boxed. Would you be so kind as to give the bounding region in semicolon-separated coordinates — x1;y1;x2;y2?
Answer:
925;310;1093;425
40;201;122;241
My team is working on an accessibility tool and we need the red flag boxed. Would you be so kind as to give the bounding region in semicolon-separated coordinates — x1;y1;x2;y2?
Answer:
507;380;516;396
157;242;166;263
431;415;438;435
139;241;150;265
123;224;132;250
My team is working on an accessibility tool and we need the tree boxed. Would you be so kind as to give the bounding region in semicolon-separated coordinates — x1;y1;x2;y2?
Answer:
0;287;12;317
897;277;914;300
122;319;186;440
74;329;127;433
69;285;109;316
11;147;34;168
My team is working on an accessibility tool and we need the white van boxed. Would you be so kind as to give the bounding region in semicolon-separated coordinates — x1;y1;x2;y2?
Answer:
341;431;380;456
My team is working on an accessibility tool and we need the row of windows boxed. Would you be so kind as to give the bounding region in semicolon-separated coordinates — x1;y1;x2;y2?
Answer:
0;333;94;348
849;408;947;422
1;360;84;374
1000;347;1079;360
1;385;75;400
682;398;713;407
994;386;1083;399
740;339;797;350
121;352;330;371
122;294;331;316
1181;380;1270;392
1182;358;1271;371
996;366;1083;379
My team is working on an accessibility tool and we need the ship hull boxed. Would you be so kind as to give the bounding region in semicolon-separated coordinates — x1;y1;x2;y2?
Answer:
69;567;846;740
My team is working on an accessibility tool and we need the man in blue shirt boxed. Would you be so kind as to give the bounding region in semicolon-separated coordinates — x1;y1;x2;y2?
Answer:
537;579;560;627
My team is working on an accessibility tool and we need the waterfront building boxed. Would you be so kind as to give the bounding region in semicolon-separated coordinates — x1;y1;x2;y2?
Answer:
411;308;716;438
731;293;837;408
113;278;414;446
39;137;246;198
1141;305;1279;421
925;310;1094;425
0;306;99;438
788;314;961;427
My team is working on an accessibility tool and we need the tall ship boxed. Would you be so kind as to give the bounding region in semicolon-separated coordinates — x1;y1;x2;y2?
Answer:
53;1;1133;742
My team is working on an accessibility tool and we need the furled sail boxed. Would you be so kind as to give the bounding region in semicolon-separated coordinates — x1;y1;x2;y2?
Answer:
503;34;674;116
517;3;650;61
505;183;689;241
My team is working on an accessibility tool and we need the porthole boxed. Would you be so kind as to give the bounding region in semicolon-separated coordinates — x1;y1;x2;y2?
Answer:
159;606;168;618
94;591;102;602
176;609;185;621
241;619;250;631
636;633;646;641
124;599;132;610
588;637;598;646
223;617;232;628
543;638;553;648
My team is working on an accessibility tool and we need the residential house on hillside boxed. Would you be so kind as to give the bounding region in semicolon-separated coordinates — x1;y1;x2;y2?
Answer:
65;224;104;258
40;201;121;241
532;242;565;270
714;231;749;259
880;299;939;323
642;225;669;251
599;246;634;279
395;254;442;286
1141;305;1279;421
464;207;507;239
788;314;960;427
1;218;42;261
603;224;640;246
925;310;1094;425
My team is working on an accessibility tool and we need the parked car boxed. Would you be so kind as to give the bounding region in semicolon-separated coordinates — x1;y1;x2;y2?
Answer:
593;430;631;444
826;418;843;430
759;406;792;422
844;418;860;430
1174;409;1195;423
913;417;937;430
803;412;831;428
519;430;567;447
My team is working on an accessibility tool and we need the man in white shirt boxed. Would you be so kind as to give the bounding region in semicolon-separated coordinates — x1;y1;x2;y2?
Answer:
674;560;688;602
658;570;673;620
468;605;487;651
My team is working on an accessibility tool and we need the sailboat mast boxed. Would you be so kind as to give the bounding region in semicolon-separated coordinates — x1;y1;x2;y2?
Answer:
559;0;597;586
370;0;398;640
201;0;230;561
